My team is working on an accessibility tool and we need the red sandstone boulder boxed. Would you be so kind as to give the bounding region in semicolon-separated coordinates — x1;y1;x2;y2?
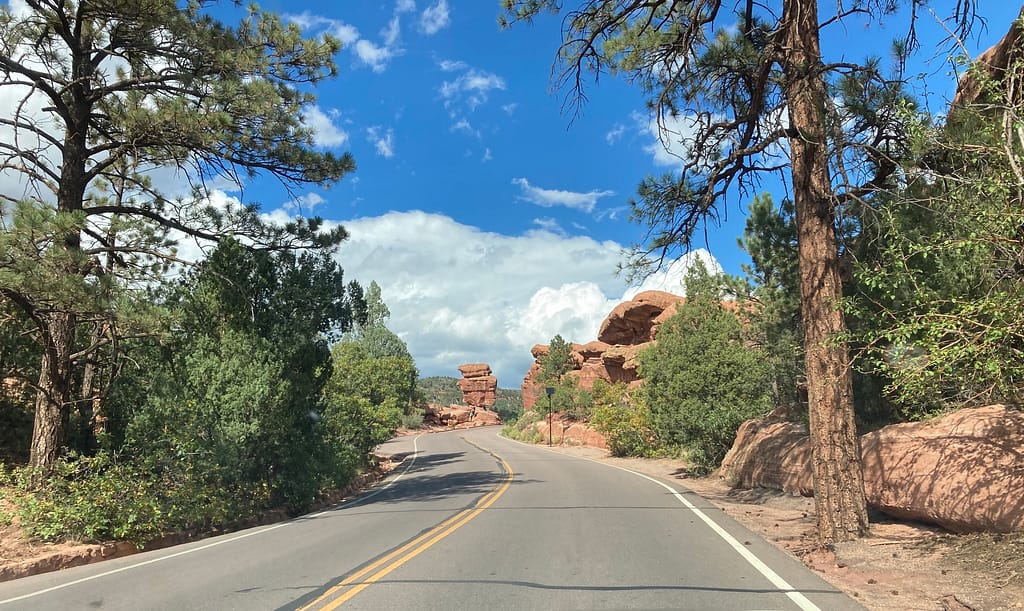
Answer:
471;409;502;427
521;414;608;449
458;363;492;378
574;340;611;360
721;405;1024;532
719;418;813;496
521;361;543;411
423;403;502;429
598;291;684;345
457;363;497;408
601;344;645;376
860;405;1024;533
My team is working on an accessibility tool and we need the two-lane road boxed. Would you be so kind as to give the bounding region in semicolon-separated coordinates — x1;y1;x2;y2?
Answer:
0;428;862;610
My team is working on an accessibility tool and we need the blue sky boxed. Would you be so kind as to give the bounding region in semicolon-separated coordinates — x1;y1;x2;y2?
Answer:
233;1;1020;388
4;1;1019;389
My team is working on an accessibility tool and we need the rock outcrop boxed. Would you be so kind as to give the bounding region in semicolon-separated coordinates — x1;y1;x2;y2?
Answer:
517;413;609;449
951;7;1024;110
720;405;1024;533
457;363;497;409
597;290;683;345
422;403;502;429
521;291;684;410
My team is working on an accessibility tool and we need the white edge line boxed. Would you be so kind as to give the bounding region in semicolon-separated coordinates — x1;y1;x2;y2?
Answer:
498;432;821;611
0;435;423;606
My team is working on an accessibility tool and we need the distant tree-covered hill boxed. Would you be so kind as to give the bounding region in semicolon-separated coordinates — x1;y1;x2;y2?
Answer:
418;376;523;422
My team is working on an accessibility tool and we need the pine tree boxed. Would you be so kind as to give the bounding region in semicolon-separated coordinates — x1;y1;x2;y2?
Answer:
0;0;354;474
502;0;982;543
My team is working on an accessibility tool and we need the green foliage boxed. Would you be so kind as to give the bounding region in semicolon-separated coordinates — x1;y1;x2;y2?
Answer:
735;194;805;411
501;409;545;443
493;388;524;423
4;453;252;546
588;381;657;457
539;334;575;384
1;0;356;474
639;261;772;473
400;410;425;430
847;84;1024;412
545;376;592;421
121;239;362;510
0;394;33;464
418;376;463;405
324;293;419;464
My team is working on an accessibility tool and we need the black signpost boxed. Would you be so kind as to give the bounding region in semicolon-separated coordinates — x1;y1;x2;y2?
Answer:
545;386;555;446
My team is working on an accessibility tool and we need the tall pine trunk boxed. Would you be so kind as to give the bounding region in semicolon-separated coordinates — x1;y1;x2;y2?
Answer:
782;0;869;543
29;311;77;476
28;74;90;475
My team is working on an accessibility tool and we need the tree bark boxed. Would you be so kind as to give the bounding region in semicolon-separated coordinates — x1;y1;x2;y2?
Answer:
782;0;869;544
28;33;91;474
29;310;77;476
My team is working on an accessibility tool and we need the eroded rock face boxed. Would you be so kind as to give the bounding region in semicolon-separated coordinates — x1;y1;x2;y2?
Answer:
720;405;1024;533
951;8;1024;110
521;361;543;412
457;363;497;409
860;405;1024;533
423;403;502;429
521;293;683;411
597;291;684;345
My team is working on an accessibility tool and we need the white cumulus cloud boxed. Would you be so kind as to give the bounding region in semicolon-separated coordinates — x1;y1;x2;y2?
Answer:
286;11;402;73
321;210;722;386
440;67;506;111
301;105;348;148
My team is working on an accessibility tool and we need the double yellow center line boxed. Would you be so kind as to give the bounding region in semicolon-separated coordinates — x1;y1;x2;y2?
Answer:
299;440;513;610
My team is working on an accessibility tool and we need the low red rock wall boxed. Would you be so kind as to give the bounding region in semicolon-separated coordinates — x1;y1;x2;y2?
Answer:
720;405;1024;533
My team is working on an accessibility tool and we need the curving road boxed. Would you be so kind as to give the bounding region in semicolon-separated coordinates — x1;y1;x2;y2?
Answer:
0;427;862;610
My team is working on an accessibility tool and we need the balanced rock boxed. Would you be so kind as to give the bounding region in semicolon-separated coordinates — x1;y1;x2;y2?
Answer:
457;363;497;409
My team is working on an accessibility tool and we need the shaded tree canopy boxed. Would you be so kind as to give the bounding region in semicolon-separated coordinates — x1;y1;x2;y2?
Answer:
0;0;355;473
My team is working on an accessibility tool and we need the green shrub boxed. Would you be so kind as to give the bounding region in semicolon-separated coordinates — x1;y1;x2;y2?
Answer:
639;261;772;474
501;409;542;441
5;453;275;546
591;398;657;457
400;410;425;430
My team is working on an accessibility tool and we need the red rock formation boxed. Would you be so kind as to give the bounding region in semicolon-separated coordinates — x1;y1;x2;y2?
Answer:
423;403;502;429
521;292;684;411
519;413;609;449
951;8;1024;110
720;405;1024;533
521;360;543;412
524;292;684;409
597;291;684;345
457;363;497;409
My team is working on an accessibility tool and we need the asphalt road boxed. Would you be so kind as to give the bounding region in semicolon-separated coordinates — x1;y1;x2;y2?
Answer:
0;427;863;610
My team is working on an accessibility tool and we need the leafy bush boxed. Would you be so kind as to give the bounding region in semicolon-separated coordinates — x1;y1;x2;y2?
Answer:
589;382;657;457
400;410;425;430
501;409;543;441
639;261;772;473
4;454;262;546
